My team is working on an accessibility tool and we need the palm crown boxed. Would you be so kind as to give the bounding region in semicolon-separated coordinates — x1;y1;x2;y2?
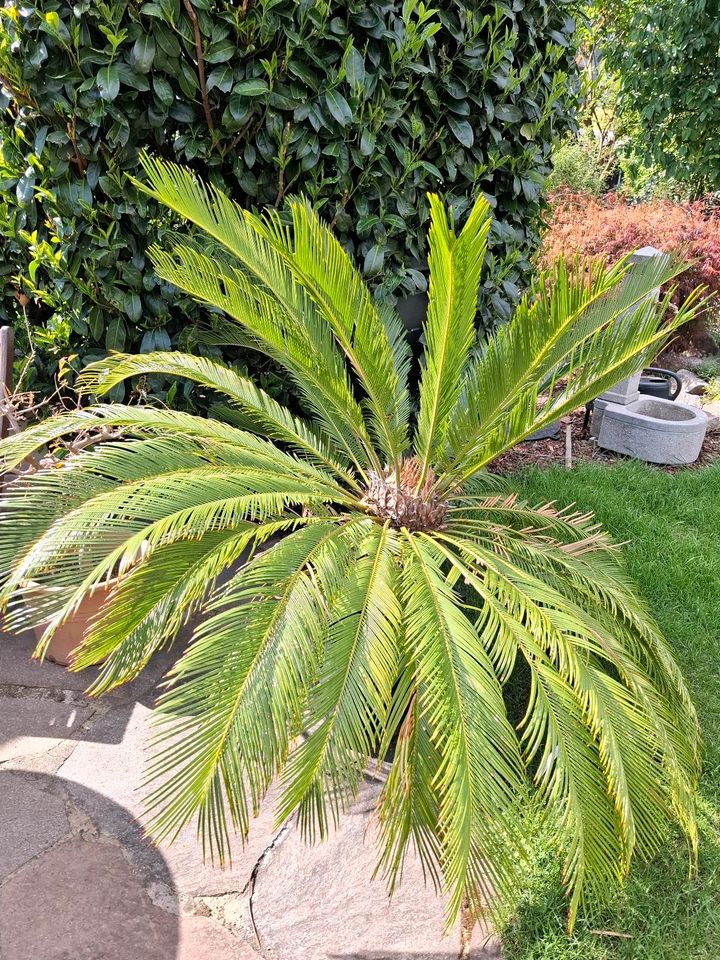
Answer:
0;156;704;929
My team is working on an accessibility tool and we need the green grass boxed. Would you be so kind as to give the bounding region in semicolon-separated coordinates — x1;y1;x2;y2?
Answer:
500;460;720;960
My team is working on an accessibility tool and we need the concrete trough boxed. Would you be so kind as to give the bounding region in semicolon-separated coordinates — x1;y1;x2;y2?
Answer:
597;395;707;465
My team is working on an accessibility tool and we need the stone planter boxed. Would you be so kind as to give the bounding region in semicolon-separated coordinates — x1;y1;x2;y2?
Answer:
597;395;708;465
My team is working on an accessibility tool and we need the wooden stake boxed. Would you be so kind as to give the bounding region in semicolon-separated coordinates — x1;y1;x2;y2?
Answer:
0;325;14;441
564;423;572;470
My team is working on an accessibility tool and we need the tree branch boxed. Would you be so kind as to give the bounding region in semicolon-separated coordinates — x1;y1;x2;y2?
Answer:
182;0;214;132
0;72;36;108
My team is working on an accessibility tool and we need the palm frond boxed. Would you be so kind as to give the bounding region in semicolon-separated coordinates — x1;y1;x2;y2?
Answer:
75;520;306;694
136;155;378;475
414;193;491;481
144;519;366;858
255;199;411;465
400;533;525;919
278;522;401;838
78;351;356;485
441;255;709;488
433;528;698;923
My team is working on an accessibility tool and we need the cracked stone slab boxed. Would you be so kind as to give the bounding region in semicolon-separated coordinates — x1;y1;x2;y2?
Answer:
0;692;94;763
178;915;262;959
0;772;71;881
252;776;501;960
60;701;284;898
0;736;80;775
0;838;180;960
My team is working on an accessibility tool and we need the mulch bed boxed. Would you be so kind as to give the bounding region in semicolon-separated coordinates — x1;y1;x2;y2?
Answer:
490;409;720;476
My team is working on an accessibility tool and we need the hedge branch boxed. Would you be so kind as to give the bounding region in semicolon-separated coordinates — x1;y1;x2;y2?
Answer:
182;0;214;133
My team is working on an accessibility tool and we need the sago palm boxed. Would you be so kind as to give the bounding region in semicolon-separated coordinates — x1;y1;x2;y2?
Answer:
0;156;704;929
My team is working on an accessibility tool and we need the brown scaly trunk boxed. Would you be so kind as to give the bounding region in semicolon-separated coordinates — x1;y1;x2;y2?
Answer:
360;457;448;532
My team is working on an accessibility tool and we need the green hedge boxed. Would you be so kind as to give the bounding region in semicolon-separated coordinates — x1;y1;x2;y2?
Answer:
0;0;579;399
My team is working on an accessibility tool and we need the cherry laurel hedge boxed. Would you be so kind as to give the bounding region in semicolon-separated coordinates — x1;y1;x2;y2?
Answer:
0;0;578;399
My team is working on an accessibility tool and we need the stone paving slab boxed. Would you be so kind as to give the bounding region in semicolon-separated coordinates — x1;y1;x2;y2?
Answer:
59;700;284;898
252;776;500;960
177;915;261;960
0;627;92;690
0;838;181;960
0;626;182;705
0;691;95;763
0;773;70;881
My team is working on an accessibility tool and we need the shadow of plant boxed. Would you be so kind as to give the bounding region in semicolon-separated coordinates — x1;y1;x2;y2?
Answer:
0;769;180;960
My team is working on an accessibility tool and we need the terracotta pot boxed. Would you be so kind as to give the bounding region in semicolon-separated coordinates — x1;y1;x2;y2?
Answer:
29;580;117;667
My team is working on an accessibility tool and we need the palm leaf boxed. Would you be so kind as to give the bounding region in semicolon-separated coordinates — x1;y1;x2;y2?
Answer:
441;255;708;488
400;533;525;918
78;351;356;485
414;193;491;481
256;199;411;465
278;522;401;838
145;520;363;858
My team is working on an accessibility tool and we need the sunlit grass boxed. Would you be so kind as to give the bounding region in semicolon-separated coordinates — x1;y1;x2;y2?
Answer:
502;460;720;959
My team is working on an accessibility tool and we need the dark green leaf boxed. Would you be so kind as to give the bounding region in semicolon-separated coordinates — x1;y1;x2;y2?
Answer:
345;46;365;88
207;65;233;93
325;90;352;126
448;117;474;147
233;78;269;97
132;35;156;73
97;64;120;101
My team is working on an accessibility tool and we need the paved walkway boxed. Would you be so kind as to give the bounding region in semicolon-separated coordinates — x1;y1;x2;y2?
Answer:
0;628;500;960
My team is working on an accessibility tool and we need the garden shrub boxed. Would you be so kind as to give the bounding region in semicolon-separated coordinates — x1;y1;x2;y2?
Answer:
599;0;720;191
546;129;609;196
540;193;720;306
0;0;579;398
617;150;690;204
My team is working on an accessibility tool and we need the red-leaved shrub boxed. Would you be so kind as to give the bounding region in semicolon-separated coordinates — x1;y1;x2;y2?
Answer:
540;192;720;306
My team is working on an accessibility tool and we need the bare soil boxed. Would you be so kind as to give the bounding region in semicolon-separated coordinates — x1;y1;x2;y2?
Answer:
490;408;720;476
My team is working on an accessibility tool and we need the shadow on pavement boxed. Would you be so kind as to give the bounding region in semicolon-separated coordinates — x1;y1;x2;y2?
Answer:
0;768;180;960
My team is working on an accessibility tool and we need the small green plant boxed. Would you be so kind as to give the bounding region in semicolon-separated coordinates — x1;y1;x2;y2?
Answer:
703;378;720;403
695;358;720;382
0;160;705;930
546;129;609;195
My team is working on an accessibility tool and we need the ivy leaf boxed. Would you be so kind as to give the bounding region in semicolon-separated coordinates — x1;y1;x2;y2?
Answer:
97;64;120;101
448;116;474;147
325;90;352;126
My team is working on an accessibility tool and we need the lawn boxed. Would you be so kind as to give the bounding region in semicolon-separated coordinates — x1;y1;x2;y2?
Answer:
500;460;720;959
